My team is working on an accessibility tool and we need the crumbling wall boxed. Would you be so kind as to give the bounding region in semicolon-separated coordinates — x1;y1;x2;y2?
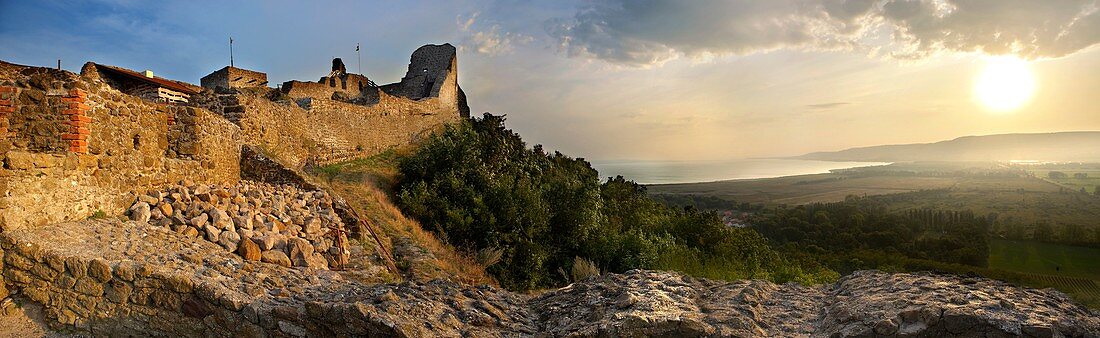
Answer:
297;92;460;164
397;44;458;101
281;58;371;100
0;62;240;229
200;66;268;90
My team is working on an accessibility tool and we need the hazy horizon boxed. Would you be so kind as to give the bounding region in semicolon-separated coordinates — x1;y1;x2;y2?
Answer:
2;0;1098;161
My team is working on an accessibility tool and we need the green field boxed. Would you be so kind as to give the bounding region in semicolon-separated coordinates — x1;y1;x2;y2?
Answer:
989;239;1100;306
990;238;1100;280
1028;167;1100;193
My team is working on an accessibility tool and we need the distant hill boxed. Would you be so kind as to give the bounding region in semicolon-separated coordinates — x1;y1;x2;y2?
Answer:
797;132;1100;162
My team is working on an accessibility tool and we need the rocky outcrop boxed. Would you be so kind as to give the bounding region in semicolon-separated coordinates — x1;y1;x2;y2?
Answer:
1;220;1097;337
533;271;1100;337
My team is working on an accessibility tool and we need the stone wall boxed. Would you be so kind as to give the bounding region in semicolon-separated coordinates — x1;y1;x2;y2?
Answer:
298;93;458;164
0;62;241;230
281;58;370;100
396;44;458;101
196;81;460;167
200;66;268;90
203;44;467;167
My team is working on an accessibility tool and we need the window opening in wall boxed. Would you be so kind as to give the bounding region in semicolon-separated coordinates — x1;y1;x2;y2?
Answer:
133;134;142;150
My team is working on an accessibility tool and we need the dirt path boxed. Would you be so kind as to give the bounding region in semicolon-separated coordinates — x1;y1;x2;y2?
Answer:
0;299;78;337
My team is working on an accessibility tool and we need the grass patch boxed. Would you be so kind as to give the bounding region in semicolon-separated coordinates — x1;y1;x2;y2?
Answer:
305;149;495;286
87;210;108;220
990;238;1100;280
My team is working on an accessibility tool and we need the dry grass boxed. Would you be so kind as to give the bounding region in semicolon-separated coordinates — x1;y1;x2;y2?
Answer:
308;149;496;286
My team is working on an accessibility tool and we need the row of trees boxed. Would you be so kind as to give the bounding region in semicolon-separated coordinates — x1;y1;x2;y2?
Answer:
394;114;833;290
753;199;992;271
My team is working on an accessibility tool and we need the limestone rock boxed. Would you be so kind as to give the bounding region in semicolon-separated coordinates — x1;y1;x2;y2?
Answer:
261;250;292;267
219;230;241;252
286;237;313;267
190;213;209;228
128;202;151;222
204;224;221;242
237;237;261;261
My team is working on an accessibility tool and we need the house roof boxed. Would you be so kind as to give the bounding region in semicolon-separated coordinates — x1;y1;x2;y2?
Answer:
94;63;200;95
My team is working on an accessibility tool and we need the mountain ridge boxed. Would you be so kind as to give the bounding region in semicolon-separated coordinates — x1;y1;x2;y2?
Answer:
796;131;1100;162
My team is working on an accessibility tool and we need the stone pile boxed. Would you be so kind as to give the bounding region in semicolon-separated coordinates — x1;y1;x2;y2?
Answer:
127;180;348;270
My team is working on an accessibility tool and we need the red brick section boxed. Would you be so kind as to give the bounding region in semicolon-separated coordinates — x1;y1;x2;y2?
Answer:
61;89;91;153
0;86;14;138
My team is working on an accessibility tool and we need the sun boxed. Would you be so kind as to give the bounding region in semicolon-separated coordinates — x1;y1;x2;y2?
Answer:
973;56;1036;112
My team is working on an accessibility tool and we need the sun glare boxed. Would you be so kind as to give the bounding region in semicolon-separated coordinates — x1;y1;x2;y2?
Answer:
973;56;1036;112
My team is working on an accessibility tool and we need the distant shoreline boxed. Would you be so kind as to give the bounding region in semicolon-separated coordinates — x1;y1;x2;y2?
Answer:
590;159;891;185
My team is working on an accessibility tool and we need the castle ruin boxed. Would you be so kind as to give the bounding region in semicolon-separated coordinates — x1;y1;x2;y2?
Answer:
0;43;468;230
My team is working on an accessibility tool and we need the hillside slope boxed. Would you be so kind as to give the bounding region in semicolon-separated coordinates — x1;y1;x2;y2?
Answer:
798;131;1100;162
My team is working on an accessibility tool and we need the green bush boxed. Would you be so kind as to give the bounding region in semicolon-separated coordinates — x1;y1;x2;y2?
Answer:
395;114;830;291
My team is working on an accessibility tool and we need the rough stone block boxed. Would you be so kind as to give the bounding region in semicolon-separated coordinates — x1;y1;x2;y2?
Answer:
74;277;105;296
88;258;113;283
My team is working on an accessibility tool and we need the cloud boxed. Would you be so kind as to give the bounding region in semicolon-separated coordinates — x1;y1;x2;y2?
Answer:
807;102;851;109
546;0;1100;66
458;12;534;55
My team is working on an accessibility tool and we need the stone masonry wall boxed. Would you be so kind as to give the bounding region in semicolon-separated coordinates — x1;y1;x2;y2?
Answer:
0;62;241;229
299;92;459;164
397;44;458;101
201;66;268;91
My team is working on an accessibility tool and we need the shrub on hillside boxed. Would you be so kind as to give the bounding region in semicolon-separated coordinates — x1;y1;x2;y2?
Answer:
395;113;831;291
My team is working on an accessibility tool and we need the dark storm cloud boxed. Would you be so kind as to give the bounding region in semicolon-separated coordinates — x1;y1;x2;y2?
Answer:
547;0;1100;66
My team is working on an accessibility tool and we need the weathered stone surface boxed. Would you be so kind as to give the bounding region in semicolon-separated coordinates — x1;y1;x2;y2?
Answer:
0;62;241;231
128;202;151;223
286;237;314;267
237;237;261;261
2;220;1098;338
87;258;112;282
260;250;291;268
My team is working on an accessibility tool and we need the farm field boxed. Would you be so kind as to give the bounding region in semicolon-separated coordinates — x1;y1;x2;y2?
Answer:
648;162;1061;205
989;239;1100;306
989;239;1100;280
1027;166;1100;193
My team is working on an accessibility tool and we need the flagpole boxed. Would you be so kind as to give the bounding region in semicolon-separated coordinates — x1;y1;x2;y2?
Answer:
230;37;234;67
357;43;361;75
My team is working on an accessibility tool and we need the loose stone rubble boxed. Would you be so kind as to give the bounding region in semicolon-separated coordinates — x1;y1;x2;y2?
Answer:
0;220;1097;337
127;180;348;270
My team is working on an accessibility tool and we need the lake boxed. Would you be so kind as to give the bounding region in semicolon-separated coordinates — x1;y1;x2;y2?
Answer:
590;159;890;184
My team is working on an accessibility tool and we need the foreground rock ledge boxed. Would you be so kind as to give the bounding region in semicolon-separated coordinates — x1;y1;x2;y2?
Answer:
0;220;1097;337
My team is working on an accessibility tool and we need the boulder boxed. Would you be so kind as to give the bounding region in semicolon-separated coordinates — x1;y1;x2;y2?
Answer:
260;250;292;267
209;209;232;230
219;230;241;252
158;203;174;217
204;225;221;242
305;253;329;270
286;237;314;267
253;234;277;251
128;202;151;223
304;217;323;235
237;237;261;261
190;213;209;228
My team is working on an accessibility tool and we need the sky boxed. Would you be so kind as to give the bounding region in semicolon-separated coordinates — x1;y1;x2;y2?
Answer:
1;0;1098;161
